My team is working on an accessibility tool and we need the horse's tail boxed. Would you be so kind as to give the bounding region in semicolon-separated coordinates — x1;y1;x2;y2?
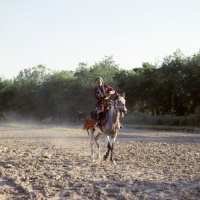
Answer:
83;118;95;130
86;129;89;136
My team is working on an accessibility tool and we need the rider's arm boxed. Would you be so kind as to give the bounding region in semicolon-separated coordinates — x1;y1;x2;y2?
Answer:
104;85;115;97
94;87;105;100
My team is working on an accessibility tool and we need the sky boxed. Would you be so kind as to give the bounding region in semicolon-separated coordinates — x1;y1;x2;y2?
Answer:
1;0;200;79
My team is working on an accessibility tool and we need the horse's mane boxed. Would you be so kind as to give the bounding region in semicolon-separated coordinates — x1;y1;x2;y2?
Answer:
113;92;124;101
113;93;120;100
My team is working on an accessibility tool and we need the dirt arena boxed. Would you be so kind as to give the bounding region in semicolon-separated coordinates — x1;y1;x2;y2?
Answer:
0;123;200;200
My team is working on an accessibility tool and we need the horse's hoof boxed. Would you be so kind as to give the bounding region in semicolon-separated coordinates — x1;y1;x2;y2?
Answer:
112;160;116;165
91;157;95;162
103;155;107;161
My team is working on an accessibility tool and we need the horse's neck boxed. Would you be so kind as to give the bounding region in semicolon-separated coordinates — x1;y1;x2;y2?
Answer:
109;103;120;123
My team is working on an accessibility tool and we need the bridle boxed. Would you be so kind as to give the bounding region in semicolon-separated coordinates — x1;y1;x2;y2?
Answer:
114;94;127;116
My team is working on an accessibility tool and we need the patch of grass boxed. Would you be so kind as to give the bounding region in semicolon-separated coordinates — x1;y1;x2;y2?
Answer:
0;122;35;128
124;124;200;133
53;127;80;131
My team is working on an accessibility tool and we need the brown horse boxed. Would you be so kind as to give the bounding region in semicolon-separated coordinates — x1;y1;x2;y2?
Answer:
84;92;127;164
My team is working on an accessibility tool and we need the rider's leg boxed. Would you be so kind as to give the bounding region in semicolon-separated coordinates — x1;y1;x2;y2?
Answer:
95;103;104;127
100;109;108;125
95;111;103;127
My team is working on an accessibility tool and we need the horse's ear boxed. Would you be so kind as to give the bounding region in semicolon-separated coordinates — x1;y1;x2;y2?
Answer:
122;92;125;98
114;92;119;100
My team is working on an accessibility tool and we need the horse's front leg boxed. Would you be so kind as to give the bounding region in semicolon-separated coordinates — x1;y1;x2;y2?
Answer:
104;134;111;161
88;128;95;161
110;136;117;165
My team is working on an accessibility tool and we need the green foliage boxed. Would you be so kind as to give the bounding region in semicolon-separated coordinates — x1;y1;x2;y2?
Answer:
0;78;15;120
74;56;120;90
116;49;200;117
34;70;76;120
1;50;200;127
121;113;200;127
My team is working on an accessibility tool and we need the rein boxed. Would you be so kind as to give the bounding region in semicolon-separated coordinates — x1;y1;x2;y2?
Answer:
113;95;120;111
113;93;126;117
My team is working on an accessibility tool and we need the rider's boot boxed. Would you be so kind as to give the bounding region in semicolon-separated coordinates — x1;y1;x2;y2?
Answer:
100;110;108;125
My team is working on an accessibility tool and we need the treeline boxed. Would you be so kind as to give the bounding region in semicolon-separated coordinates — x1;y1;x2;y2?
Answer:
1;50;200;126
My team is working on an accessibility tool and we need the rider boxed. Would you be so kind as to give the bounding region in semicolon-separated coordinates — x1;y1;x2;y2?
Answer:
94;76;115;127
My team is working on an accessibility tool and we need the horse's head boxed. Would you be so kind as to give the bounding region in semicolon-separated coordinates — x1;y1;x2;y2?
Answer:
114;92;127;117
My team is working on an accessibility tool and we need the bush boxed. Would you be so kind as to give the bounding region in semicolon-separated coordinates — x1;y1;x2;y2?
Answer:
122;113;200;127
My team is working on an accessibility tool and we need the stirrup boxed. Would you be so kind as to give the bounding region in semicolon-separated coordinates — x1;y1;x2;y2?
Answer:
95;121;100;127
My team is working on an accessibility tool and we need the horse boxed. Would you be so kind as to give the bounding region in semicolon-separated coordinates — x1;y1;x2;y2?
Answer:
84;92;127;165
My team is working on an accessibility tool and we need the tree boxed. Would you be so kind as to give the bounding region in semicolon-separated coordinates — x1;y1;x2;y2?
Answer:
11;65;50;118
73;56;121;115
34;70;75;120
0;78;15;119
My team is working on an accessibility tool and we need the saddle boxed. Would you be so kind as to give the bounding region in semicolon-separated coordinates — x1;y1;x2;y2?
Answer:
90;110;108;125
83;99;113;130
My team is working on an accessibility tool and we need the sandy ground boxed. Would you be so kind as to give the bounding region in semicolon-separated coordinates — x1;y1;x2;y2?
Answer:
0;123;200;200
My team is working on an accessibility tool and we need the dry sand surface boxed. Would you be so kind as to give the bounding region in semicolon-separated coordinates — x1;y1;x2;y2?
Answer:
0;123;200;200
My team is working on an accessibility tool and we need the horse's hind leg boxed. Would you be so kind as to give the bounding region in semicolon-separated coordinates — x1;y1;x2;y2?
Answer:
94;133;103;159
88;128;95;161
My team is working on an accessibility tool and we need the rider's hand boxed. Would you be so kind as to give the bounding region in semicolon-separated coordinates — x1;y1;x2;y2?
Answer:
105;92;112;98
100;94;105;98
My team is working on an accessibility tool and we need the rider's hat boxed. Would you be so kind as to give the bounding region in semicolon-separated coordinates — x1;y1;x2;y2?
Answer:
95;76;103;83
